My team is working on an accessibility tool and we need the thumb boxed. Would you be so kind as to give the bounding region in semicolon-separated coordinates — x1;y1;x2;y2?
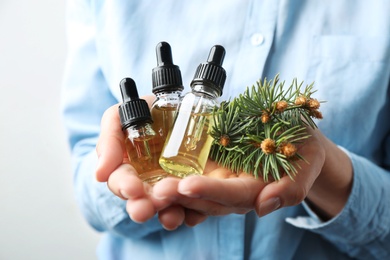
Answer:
255;133;325;217
255;177;308;217
96;104;126;182
95;95;156;182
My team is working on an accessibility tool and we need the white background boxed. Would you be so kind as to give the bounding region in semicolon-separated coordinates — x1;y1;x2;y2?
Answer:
0;0;101;259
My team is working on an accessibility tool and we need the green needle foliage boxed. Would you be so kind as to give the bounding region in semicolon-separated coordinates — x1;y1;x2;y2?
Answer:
209;75;323;181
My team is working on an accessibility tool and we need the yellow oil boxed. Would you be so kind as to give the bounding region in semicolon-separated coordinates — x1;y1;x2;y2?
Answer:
125;131;168;185
151;105;177;141
159;112;214;178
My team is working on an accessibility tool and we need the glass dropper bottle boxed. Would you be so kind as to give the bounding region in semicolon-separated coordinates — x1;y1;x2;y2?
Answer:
118;77;167;184
159;45;227;178
150;42;184;152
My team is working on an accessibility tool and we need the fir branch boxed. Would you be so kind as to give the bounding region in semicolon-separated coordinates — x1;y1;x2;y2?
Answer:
209;75;323;181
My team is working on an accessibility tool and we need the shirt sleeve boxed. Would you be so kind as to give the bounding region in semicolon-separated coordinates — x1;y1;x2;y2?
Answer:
61;0;163;239
286;146;390;259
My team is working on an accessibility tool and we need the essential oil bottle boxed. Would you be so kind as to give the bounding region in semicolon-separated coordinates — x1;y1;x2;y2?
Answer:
150;42;184;154
118;77;167;184
159;45;227;177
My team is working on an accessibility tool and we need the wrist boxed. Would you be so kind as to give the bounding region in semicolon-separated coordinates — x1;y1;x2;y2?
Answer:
306;133;353;220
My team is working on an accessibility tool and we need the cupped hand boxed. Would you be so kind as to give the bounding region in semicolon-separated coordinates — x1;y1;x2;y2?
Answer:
95;98;209;230
96;102;156;222
166;126;353;224
153;128;327;225
96;98;350;230
152;161;265;227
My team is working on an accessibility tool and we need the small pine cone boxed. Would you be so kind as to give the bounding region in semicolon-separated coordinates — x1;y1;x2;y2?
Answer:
219;134;230;147
295;96;307;106
260;138;276;154
261;111;270;123
276;100;288;112
308;98;320;109
279;142;297;158
310;109;323;119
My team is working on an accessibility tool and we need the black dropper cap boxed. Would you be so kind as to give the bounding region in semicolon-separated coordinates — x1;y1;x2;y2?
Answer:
152;42;184;94
118;78;153;130
190;45;226;96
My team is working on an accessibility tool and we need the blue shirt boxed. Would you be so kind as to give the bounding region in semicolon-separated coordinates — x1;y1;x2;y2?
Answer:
62;1;390;259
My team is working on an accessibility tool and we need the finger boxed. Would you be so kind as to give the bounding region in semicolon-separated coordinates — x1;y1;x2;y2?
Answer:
255;134;325;217
158;205;185;230
126;197;156;223
255;176;299;217
255;172;319;217
205;166;238;178
96;104;126;182
152;177;213;213
178;175;266;208
203;159;220;173
107;163;148;200
150;177;182;211
184;209;208;227
96;95;156;182
154;177;247;215
152;177;182;204
107;165;160;223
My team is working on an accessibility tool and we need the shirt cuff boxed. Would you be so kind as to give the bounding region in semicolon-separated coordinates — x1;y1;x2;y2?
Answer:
285;148;390;251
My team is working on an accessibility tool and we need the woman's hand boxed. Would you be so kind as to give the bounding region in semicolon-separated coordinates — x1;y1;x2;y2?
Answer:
96;99;353;230
95;99;208;229
155;127;353;226
95;102;158;223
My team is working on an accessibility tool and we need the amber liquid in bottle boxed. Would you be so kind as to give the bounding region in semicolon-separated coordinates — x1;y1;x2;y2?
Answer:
118;77;170;185
145;41;183;182
151;101;178;140
159;44;226;178
124;124;168;184
150;93;181;178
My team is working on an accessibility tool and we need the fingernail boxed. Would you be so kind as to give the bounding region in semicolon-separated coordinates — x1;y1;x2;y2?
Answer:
153;194;167;201
257;197;281;217
177;184;201;198
143;183;153;195
95;158;102;176
96;152;103;167
120;189;130;199
162;224;178;231
178;189;201;198
153;193;177;201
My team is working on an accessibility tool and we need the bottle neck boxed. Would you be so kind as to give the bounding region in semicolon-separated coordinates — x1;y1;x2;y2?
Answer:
124;122;155;137
191;83;220;99
154;90;182;100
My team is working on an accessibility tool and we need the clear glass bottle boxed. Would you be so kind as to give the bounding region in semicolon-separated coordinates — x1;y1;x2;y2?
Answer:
118;77;166;184
150;42;184;160
159;45;227;178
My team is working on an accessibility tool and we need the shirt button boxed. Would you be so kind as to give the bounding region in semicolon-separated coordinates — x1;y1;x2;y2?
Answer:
251;33;265;46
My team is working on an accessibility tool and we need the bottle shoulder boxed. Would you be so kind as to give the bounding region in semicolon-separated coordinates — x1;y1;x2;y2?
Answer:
152;92;182;109
182;91;219;106
125;123;156;139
